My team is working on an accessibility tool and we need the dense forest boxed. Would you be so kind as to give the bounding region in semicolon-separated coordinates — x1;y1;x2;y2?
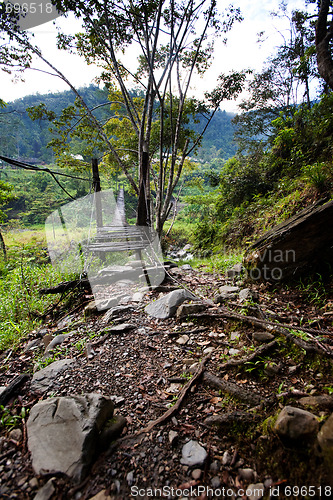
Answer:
0;86;236;163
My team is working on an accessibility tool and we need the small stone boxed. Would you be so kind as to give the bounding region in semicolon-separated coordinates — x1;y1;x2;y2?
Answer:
222;451;231;465
169;430;178;445
176;335;190;345
229;348;240;356
219;285;240;298
17;476;28;487
191;469;202;480
230;332;240;341
188;362;199;374
211;476;221;488
29;477;39;489
176;303;207;318
180;440;207;467
210;459;221;471
252;332;275;342
264;362;280;376
246;483;264;500
203;347;214;355
105;323;135;334
239;468;255;481
33;477;55;500
126;471;135;486
9;428;22;442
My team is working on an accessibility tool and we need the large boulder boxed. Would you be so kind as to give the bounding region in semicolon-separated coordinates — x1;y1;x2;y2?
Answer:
244;199;333;280
27;393;114;483
145;289;197;319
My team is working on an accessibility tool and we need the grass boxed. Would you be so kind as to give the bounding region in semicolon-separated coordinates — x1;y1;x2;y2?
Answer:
180;250;244;274
0;227;76;352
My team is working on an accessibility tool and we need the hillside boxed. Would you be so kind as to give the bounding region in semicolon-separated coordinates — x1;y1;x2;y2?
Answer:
0;87;236;164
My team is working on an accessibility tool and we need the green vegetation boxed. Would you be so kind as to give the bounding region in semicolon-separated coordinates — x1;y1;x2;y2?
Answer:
0;404;27;431
0;234;76;352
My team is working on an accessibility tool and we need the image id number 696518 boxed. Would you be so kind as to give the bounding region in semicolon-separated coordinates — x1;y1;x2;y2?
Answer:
283;486;331;497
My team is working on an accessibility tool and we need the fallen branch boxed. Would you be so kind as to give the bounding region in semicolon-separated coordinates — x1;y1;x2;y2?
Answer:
202;371;263;406
219;340;278;370
192;308;333;358
39;279;91;295
136;354;211;435
204;411;261;428
0;374;30;406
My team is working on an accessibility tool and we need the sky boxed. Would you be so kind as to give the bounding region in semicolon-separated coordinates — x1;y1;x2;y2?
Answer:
1;0;310;112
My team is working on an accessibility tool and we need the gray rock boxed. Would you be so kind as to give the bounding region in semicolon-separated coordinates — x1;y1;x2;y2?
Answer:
33;478;55;500
192;469;202;480
131;292;145;302
317;413;333;472
246;483;265;500
239;288;254;301
176;334;190;345
274;406;319;441
168;430;178;445
103;305;135;323
27;393;114;483
239;468;255;481
221;451;231;465
126;471;135;486
43;334;72;358
31;359;75;393
219;285;240;296
180;264;193;271
9;428;22;442
252;332;275;343
24;339;42;352
229;348;240;356
180;440;207;467
176;303;207;318
104;323;136;334
145;289;197;319
300;395;333;409
211;476;221;487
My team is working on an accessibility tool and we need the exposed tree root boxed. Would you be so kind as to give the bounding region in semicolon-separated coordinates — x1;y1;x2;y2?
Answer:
137;354;211;435
219;340;278;370
203;411;261;428
202;371;263;406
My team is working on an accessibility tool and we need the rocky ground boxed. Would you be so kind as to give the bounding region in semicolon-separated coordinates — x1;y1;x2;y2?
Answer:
1;263;333;500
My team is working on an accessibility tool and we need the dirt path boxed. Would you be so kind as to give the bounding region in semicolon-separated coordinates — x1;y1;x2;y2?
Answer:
0;266;333;499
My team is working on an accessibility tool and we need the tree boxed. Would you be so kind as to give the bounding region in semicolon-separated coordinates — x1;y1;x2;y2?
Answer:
0;180;14;259
0;0;244;235
315;0;333;90
234;3;319;154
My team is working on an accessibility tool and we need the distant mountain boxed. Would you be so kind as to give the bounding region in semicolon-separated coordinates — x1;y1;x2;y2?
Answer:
0;86;236;164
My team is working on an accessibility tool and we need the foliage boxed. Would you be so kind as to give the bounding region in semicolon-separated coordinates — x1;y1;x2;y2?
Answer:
0;404;27;431
0;237;76;352
1;0;245;234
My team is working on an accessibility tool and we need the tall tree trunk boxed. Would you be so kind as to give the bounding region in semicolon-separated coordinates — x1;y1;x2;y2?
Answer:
0;229;7;260
315;0;333;90
136;148;150;227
